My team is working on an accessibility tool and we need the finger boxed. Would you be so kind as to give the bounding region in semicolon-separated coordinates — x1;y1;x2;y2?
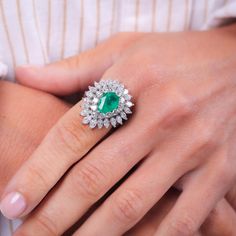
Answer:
124;189;179;236
176;173;236;235
126;195;236;236
12;80;191;235
201;199;236;236
16;33;143;95
72;146;193;236
13;115;153;236
154;147;235;236
0;100;109;219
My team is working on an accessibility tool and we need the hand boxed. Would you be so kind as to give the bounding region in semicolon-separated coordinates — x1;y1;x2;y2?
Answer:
1;82;234;236
2;24;236;236
0;83;234;236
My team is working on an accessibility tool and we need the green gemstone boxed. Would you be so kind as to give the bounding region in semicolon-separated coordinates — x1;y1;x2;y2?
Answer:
98;92;120;114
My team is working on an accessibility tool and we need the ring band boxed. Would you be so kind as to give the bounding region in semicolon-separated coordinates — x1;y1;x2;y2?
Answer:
81;80;134;129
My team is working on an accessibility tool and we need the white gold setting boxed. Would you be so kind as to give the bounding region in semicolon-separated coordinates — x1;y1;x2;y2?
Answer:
80;80;134;129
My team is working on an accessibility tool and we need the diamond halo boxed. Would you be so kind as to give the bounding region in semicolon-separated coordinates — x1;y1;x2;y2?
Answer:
80;80;134;129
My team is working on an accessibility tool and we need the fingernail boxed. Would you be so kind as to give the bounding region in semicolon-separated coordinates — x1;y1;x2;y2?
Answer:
0;192;26;219
0;63;8;77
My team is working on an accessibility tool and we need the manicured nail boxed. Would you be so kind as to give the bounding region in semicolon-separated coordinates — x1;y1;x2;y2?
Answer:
0;192;26;219
0;63;8;77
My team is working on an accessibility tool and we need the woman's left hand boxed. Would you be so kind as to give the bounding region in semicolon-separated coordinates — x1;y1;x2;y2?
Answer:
2;24;236;236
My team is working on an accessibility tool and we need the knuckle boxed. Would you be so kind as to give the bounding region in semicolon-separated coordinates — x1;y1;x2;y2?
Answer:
182;120;220;164
105;140;132;165
170;215;196;236
198;126;214;147
70;55;81;69
24;164;50;193
194;121;218;152
15;212;58;236
54;118;89;158
111;189;144;223
206;203;223;227
63;55;84;70
33;212;58;236
107;32;141;48
216;159;235;185
72;52;94;69
158;85;194;129
70;161;107;200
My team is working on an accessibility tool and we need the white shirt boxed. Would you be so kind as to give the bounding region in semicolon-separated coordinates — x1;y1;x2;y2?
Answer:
0;0;236;235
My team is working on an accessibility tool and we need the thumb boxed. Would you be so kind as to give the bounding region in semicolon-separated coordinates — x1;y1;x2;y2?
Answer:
16;45;115;95
16;33;142;95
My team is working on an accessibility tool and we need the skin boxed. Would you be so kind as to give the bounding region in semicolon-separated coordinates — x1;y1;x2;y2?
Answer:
0;82;235;236
0;82;182;236
0;82;206;236
0;81;68;193
2;24;236;235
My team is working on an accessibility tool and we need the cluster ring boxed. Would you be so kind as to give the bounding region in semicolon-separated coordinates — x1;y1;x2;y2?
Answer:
80;80;134;129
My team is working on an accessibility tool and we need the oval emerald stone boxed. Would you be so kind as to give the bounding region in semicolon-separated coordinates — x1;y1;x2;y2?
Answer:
98;92;120;114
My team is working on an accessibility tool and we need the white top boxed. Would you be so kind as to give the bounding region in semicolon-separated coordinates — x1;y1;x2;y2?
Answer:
0;0;236;235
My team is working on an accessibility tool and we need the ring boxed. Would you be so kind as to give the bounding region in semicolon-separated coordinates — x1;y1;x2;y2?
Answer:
80;80;134;129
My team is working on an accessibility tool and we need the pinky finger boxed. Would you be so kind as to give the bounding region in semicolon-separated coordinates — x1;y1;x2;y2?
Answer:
125;189;202;236
201;199;236;236
154;148;235;236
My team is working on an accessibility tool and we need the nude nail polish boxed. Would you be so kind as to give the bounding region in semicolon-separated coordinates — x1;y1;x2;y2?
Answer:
0;192;26;219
